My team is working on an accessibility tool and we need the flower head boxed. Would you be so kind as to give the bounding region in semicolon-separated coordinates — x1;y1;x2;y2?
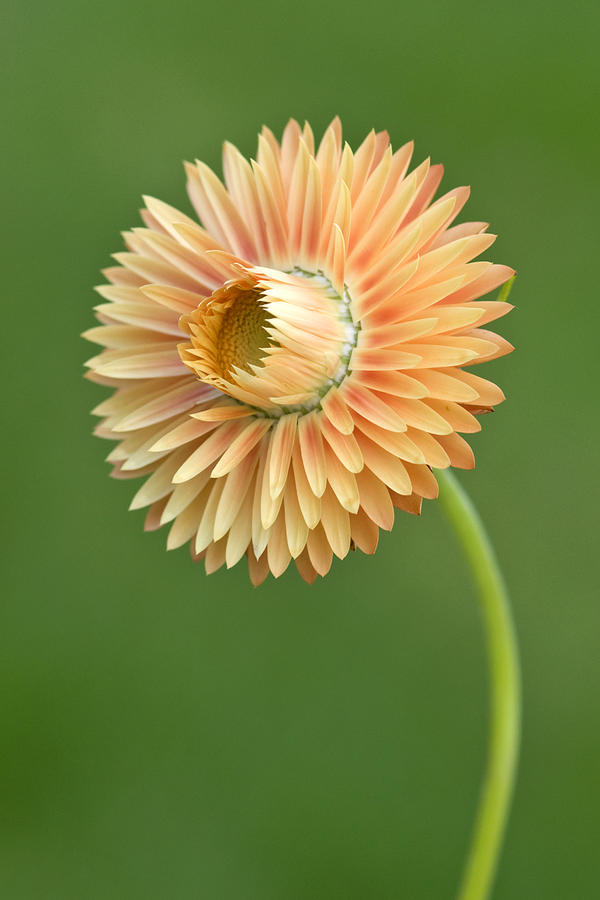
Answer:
84;118;514;585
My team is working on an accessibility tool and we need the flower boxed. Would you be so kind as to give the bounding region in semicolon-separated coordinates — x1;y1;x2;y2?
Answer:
84;118;514;585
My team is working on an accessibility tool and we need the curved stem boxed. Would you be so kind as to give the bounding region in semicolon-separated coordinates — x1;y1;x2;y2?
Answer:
436;469;521;900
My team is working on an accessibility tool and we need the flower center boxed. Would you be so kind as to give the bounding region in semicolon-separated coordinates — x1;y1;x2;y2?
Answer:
178;266;359;417
213;289;270;378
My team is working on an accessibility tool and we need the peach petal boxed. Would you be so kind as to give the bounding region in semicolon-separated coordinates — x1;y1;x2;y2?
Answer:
298;411;327;498
292;441;321;529
355;434;412;495
342;383;407;432
211;418;273;478
306;523;334;577
349;508;379;554
320;486;351;558
173;420;248;483
268;412;298;499
355;467;395;530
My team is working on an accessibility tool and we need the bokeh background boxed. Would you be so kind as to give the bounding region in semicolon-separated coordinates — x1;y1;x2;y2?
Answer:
2;0;598;897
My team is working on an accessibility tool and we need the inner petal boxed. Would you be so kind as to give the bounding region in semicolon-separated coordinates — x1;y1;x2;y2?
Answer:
178;266;359;416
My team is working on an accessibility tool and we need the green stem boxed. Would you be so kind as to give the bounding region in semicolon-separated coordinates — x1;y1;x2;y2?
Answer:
436;469;521;900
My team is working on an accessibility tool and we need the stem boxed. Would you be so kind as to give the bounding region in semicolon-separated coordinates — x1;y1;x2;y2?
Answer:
436;468;521;900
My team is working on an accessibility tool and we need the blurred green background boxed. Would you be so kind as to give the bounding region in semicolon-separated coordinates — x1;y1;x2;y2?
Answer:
2;0;598;896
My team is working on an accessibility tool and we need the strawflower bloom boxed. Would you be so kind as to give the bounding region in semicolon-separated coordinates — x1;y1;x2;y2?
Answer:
84;118;514;585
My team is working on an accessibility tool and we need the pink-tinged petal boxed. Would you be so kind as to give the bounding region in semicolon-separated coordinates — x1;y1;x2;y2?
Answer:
441;264;515;305
390;492;423;515
359;317;437;349
213;448;259;540
101;266;145;287
83;324;173;350
142;195;201;242
267;511;293;578
354;370;429;400
205;537;228;574
291;441;321;529
193;404;254;422
173;420;248;483
225;484;254;568
306;523;334;576
431;220;489;249
324;447;360;514
404;463;440;499
247;548;270;587
211;418;273;478
251;441;271;559
188;160;257;260
260;431;285;530
361;274;466;328
350;130;376;201
161;471;213;525
370;130;390;172
294;549;319;584
425;306;486;334
436;432;475;469
463;329;515;364
252;161;290;268
409;369;479;403
140;284;207;315
90;348;188;379
377;141;414;208
269;412;298;499
195;479;227;553
328;224;346;296
93;301;182;337
383;397;453;435
320;485;351;557
342;382;407;432
298;411;327;498
299;158;322;269
352;225;422;300
469;301;514;327
222;142;269;260
144;497;170;531
139;207;169;235
405;428;451;468
424;399;481;433
355;467;395;530
283;471;309;558
321;386;355;434
445;368;505;405
355;433;412;495
287;140;311;256
349;508;379;554
167;492;209;551
347;166;423;277
129;443;202;510
320;416;363;472
399;194;458;259
257;125;282;166
315;124;340;216
350;348;422;372
256;134;287;218
348;146;391;250
351;413;426;464
114;380;216;432
397;342;479;368
111;252;202;293
151;416;220;452
402;163;445;224
281;119;303;190
322;178;351;259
